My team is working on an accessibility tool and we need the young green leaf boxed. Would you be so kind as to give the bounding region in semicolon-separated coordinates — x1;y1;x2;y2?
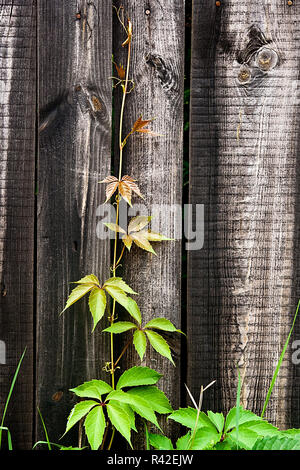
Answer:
168;407;216;431
190;427;221;450
145;330;174;365
116;366;162;390
144;317;182;333
116;402;137;432
104;277;137;294
252;435;300;450
176;432;191;450
84;406;106;450
126;386;172;414
65;401;98;435
133;330;147;360
88;288;107;331
207;411;225;434
126;298;142;324
104;285;129;308
70;379;112;400
61;284;95;314
103;321;137;334
72;274;100;286
106;402;132;448
149;433;174;450
225;407;263;433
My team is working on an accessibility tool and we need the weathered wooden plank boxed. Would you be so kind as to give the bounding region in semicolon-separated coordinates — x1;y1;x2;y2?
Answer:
0;0;36;449
112;0;184;447
188;0;300;428
36;0;112;444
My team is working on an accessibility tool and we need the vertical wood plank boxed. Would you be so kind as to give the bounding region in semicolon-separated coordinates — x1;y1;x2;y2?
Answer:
188;0;300;427
36;0;112;444
0;0;36;449
113;0;184;447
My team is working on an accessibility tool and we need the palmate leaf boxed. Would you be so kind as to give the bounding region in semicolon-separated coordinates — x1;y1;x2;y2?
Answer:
70;379;112;400
116;366;162;390
145;330;174;365
133;330;147;360
65;401;98;435
88;288;107;331
84;406;106;450
130;231;156;255
106;401;132;448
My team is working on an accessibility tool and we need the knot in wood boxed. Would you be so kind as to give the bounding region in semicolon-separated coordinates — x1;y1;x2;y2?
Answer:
256;47;278;72
237;64;251;84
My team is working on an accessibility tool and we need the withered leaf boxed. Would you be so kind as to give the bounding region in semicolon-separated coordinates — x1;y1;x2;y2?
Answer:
100;175;143;205
114;62;126;80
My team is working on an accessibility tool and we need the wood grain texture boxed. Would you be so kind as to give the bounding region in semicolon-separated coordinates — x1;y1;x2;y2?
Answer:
112;0;184;448
0;0;36;449
36;0;111;444
188;0;300;427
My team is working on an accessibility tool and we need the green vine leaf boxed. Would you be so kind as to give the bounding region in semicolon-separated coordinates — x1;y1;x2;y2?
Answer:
104;277;137;294
133;330;147;360
61;283;95;314
84;406;106;450
145;330;175;365
149;433;174;450
168;407;216;431
70;379;112;400
176;432;191;450
116;366;162;390
207;411;225;434
106;401;132;448
126;298;142;324
107;390;161;430
144;317;183;334
88;288;107;331
126;386;172;414
64;401;98;435
189;427;221;450
252;435;300;450
103;322;137;334
72;274;100;286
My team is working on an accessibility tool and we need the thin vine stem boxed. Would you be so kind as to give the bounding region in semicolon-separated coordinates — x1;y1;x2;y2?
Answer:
107;18;132;449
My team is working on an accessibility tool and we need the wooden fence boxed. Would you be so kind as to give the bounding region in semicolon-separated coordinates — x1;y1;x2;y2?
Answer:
0;0;299;450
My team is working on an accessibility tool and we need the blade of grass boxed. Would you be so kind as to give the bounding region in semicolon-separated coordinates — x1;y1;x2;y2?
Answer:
0;426;13;450
37;407;51;450
0;347;26;449
261;299;300;418
144;421;150;450
236;368;241;450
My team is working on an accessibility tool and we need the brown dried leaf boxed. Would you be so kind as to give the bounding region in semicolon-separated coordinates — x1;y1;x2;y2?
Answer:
132;116;152;133
105;181;119;202
121;175;143;199
115;63;126;80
